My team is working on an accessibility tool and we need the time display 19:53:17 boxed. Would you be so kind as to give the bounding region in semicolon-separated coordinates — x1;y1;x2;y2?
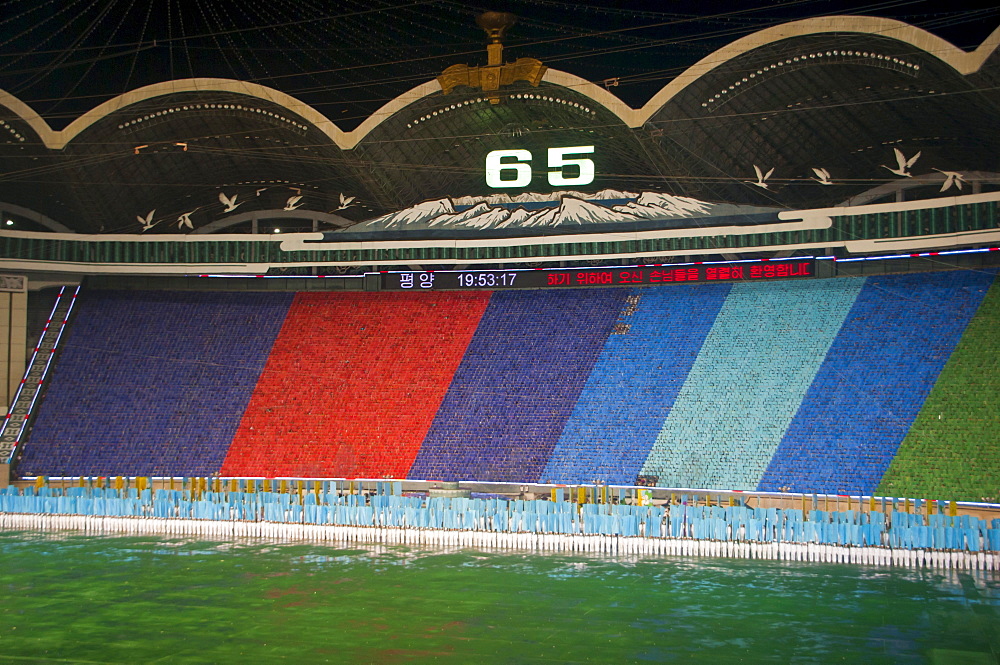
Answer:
456;272;518;287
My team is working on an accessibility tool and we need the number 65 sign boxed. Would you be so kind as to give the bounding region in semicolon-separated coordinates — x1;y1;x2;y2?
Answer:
485;146;595;188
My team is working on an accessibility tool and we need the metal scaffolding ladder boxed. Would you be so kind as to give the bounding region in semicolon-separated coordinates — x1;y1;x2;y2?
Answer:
0;285;81;469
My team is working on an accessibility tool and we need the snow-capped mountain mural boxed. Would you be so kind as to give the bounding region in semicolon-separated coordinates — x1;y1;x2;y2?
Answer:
342;191;780;233
450;189;638;207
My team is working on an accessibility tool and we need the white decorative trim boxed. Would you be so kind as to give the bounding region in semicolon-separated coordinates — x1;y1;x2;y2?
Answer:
0;229;284;242
278;217;828;252
846;229;1000;254
0;259;266;274
781;188;1000;223
0;190;995;272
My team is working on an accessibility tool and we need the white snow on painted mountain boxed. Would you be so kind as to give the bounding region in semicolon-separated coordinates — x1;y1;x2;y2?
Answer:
450;189;638;207
347;191;777;232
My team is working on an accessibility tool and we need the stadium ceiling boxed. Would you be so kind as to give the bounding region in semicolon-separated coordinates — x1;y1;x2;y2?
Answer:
0;1;998;236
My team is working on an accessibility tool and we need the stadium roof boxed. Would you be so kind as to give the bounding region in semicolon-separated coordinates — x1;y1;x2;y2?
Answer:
0;1;998;236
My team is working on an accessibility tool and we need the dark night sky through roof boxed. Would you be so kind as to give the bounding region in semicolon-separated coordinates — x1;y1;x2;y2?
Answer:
2;0;998;130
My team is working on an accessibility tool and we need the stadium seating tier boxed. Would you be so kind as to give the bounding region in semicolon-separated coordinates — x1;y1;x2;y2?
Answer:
221;291;489;478
17;270;1000;500
878;276;1000;502
20;290;293;477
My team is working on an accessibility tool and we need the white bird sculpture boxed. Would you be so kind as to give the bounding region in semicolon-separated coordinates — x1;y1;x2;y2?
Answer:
284;195;303;211
882;148;921;177
137;209;156;232
177;212;194;230
748;165;774;190
933;169;967;192
336;193;356;210
811;167;833;185
219;191;242;212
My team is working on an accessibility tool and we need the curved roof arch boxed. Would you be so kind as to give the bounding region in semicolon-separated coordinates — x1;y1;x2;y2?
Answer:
633;16;1000;128
0;77;444;152
837;171;1000;206
0;17;996;154
1;79;349;151
192;209;354;234
0;202;72;233
630;22;1000;208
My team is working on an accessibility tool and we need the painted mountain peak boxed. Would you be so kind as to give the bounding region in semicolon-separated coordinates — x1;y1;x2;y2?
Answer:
344;191;780;233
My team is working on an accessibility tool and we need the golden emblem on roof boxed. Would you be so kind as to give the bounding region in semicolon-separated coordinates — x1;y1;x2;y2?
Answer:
438;11;546;103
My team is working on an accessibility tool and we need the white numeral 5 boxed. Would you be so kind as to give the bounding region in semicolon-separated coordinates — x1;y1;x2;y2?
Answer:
547;146;594;186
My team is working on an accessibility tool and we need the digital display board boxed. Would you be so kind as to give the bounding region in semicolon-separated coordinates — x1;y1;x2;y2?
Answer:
380;258;815;291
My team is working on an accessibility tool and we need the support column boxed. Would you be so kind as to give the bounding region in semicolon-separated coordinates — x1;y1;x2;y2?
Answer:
0;282;27;413
0;276;26;488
